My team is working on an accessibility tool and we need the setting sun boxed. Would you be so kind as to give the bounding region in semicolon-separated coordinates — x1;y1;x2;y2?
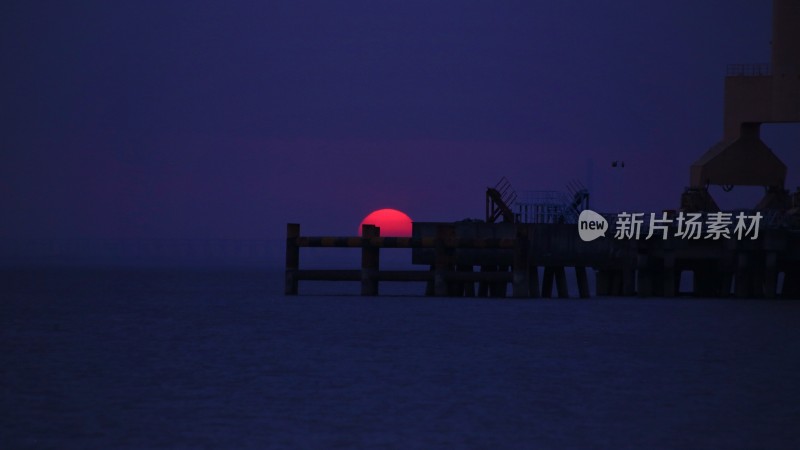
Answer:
359;208;413;237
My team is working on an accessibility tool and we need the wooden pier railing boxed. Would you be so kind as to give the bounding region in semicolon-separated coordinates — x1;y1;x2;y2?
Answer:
284;223;590;298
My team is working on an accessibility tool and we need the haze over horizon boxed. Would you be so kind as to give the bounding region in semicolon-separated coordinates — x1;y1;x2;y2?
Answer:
3;0;799;243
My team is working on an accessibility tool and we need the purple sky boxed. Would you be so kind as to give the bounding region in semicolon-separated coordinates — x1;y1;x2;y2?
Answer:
2;0;798;239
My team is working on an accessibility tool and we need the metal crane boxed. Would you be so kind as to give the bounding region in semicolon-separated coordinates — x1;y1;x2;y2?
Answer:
683;0;800;212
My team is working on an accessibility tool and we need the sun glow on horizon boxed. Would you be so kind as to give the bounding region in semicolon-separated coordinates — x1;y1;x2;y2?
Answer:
359;208;413;237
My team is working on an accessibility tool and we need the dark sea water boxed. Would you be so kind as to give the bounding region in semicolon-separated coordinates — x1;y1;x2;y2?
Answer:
2;268;800;449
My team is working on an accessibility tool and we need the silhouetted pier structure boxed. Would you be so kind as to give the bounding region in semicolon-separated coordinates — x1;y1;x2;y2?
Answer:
285;223;533;297
284;0;800;299
285;222;800;299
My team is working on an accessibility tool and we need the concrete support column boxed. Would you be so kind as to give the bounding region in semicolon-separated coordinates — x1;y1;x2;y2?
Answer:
764;252;778;299
595;269;611;296
663;254;676;297
735;252;751;298
622;268;636;296
575;266;590;298
637;254;652;297
529;265;540;298
783;269;800;298
512;226;530;298
478;265;492;297
434;225;455;297
361;225;380;296
555;266;569;298
459;265;475;297
542;266;555;298
425;264;434;296
493;265;509;298
719;272;734;298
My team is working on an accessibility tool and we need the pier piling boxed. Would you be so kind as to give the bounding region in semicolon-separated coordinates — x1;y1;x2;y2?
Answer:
361;225;380;296
576;266;590;298
284;220;799;299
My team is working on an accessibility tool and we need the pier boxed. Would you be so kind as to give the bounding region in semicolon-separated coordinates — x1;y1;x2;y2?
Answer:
284;223;527;298
285;222;800;299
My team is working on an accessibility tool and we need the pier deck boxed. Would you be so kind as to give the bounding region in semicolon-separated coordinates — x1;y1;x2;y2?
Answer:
285;222;800;298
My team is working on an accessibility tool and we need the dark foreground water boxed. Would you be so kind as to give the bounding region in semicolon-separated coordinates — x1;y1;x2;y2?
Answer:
2;268;799;449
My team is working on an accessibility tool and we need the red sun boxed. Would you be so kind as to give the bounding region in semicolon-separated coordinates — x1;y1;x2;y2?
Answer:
359;208;413;237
